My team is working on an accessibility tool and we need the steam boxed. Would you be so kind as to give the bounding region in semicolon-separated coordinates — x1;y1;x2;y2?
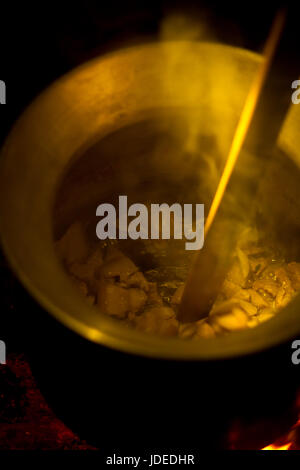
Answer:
157;12;262;230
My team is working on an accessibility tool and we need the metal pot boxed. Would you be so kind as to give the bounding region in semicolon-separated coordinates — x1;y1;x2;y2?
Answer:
1;42;300;449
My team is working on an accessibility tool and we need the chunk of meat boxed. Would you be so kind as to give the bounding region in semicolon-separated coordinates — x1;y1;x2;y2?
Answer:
252;279;280;298
209;298;256;317
287;262;300;290
210;308;248;332
171;284;185;305
159;318;179;336
97;278;148;318
178;323;197;339
275;286;294;309
68;247;103;291
236;299;257;316
248;256;270;277
100;253;138;283
71;277;89;297
262;264;288;283
195;320;215;338
220;279;241;299
147;282;164;306
97;281;130;319
247;317;259;328
126;271;149;292
231;289;251;301
133;306;177;336
128;288;147;313
258;307;275;323
247;289;269;308
56;222;89;264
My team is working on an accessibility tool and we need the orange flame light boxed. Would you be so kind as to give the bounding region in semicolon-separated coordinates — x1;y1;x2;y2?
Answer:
261;418;300;450
262;442;292;451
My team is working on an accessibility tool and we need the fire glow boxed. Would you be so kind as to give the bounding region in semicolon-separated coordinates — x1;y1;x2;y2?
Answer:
262;442;292;450
262;418;300;450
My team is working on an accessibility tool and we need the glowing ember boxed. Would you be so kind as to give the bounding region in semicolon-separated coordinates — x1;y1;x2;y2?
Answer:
262;418;300;450
262;442;292;450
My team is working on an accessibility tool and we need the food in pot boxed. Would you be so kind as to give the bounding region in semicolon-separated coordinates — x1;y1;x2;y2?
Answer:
56;222;300;339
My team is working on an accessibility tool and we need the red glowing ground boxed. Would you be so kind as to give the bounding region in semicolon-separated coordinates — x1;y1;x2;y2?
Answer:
0;353;96;450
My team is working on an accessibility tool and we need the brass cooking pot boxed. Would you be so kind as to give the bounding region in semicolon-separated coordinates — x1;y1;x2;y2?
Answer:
0;41;300;359
0;42;300;448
